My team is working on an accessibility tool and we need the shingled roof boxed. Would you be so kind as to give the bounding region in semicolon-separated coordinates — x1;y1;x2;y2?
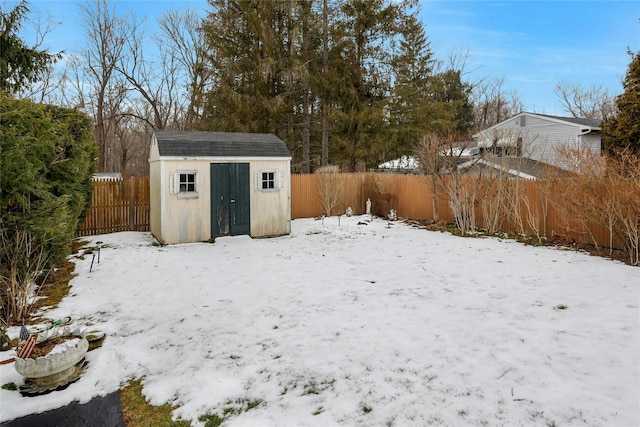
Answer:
458;157;569;179
532;113;601;128
154;130;291;158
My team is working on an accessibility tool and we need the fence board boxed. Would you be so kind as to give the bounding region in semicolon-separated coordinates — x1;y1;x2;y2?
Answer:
76;177;150;237
77;173;635;252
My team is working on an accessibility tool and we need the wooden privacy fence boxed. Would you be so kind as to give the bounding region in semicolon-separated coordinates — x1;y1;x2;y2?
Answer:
76;177;150;237
77;174;635;253
291;173;635;251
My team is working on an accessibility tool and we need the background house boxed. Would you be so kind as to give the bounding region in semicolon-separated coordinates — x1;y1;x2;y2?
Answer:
149;130;291;244
456;156;568;180
473;112;602;168
377;155;420;173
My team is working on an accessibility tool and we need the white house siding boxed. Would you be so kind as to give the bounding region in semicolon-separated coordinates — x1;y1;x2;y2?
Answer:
475;113;600;168
522;115;581;165
580;133;601;152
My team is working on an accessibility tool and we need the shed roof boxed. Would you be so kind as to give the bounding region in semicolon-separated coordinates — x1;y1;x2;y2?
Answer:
154;130;291;158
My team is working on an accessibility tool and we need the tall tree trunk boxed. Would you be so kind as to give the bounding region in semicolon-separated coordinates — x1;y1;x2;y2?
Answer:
301;0;311;173
321;0;329;167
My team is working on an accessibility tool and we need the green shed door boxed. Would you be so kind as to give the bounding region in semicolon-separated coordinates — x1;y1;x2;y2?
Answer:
210;163;250;238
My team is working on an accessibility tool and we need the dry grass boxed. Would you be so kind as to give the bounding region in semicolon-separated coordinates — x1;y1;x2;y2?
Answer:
120;379;190;427
30;261;75;322
30;239;89;323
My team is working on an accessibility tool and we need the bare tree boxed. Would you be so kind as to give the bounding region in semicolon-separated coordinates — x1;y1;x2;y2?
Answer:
415;133;443;221
416;132;483;233
14;12;64;103
117;11;187;130
441;48;478;77
78;0;133;172
472;75;523;130
157;9;211;129
554;81;616;120
110;105;152;176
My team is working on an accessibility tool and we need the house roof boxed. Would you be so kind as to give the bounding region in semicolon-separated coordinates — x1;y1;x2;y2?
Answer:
473;112;601;139
458;156;568;179
531;113;601;128
154;130;291;158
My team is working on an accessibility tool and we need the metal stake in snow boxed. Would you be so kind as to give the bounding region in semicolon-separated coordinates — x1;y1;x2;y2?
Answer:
90;241;103;273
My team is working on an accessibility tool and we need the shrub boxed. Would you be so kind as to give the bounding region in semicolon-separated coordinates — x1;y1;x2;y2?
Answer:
316;165;343;216
0;94;97;323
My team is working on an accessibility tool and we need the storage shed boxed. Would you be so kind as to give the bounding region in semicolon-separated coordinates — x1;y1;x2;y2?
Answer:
149;130;291;244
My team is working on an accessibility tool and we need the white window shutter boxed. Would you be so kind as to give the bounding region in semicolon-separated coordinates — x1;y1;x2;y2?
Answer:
255;172;260;191
278;170;283;189
169;172;175;194
195;172;199;193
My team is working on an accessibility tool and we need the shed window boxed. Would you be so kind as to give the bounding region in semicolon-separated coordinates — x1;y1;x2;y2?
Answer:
257;170;281;192
179;172;196;192
171;170;198;198
262;172;275;189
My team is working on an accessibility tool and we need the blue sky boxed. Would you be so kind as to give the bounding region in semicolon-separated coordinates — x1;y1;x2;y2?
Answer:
11;0;640;116
421;1;639;114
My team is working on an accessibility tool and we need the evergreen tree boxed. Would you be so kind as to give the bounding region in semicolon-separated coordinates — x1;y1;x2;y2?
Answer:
428;68;474;134
601;50;640;154
330;0;410;170
387;12;435;160
201;1;291;134
0;93;96;322
198;0;468;170
0;0;61;94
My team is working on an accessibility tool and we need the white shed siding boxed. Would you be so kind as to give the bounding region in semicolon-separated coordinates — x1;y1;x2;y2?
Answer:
154;157;290;244
159;159;213;244
149;136;163;241
150;131;291;244
249;159;291;237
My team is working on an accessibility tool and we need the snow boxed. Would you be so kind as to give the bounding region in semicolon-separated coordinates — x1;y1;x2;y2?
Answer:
46;338;81;358
1;216;638;426
377;155;419;170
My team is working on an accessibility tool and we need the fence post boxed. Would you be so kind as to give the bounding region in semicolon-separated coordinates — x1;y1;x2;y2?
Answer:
129;178;136;231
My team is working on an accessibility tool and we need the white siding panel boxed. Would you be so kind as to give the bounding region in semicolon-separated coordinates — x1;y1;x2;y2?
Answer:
581;134;602;152
161;160;212;244
250;159;291;237
155;157;291;244
149;135;163;242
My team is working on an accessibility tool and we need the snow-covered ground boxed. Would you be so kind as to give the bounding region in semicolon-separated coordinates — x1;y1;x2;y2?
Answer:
1;216;638;426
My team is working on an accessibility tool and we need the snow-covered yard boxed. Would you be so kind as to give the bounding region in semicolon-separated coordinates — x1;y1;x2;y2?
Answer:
1;216;638;426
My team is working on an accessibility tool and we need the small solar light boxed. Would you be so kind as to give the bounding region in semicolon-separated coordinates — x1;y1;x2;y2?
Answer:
90;241;104;272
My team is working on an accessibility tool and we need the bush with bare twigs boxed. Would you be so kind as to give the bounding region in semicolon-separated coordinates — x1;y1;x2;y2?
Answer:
373;175;398;217
416;132;502;235
552;147;640;265
315;165;343;216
